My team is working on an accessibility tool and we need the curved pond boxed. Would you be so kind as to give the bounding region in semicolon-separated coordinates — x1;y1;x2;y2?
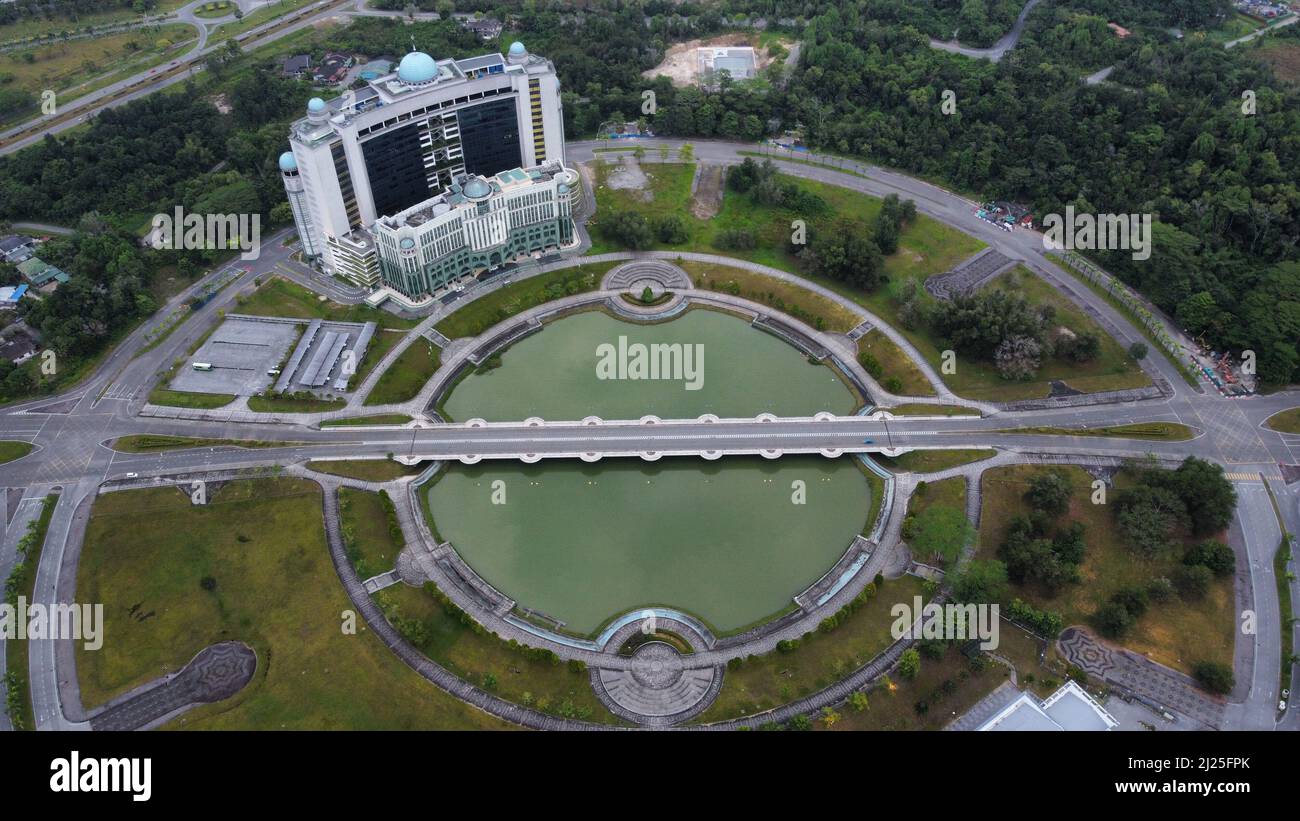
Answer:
440;308;858;421
427;456;874;635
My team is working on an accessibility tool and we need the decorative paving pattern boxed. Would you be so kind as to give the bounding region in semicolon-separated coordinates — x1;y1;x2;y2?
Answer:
602;259;691;291
1058;627;1224;728
591;642;722;726
89;641;256;731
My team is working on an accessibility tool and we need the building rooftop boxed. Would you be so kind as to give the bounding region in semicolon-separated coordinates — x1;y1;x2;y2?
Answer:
978;680;1117;732
397;51;438;84
376;164;572;231
289;45;552;146
282;54;311;75
17;257;69;287
0;235;33;254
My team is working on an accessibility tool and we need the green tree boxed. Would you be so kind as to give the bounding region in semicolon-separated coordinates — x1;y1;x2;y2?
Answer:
952;559;1008;604
1193;661;1234;695
1025;472;1071;518
897;648;921;680
910;505;975;564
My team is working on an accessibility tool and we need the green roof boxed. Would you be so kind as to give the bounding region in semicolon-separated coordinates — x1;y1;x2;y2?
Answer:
17;257;67;286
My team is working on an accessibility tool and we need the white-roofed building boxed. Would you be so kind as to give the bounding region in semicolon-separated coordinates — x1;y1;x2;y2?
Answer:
977;680;1118;732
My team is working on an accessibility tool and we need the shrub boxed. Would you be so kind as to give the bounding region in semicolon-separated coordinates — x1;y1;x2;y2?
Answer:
1172;564;1213;600
858;351;885;380
1147;576;1175;603
1110;586;1149;618
1193;661;1234;695
1183;539;1235;578
898;648;921;679
1093;601;1135;639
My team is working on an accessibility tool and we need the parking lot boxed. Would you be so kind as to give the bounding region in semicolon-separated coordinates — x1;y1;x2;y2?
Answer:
168;317;301;396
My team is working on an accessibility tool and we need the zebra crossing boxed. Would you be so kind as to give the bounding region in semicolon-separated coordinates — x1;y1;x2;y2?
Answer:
1225;471;1284;482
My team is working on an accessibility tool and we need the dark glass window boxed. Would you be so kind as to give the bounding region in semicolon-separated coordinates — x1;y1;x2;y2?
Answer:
457;97;521;178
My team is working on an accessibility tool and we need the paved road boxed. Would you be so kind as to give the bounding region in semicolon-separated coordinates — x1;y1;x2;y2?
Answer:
1222;482;1285;730
1225;13;1299;49
927;0;1044;62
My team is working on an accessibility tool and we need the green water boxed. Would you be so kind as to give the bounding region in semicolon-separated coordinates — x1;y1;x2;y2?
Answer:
441;309;858;421
427;456;873;634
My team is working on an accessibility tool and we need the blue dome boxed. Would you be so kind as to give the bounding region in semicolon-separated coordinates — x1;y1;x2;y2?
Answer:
398;51;438;84
278;152;297;173
463;178;491;198
508;41;526;57
399;237;415;250
557;183;569;194
307;97;326;113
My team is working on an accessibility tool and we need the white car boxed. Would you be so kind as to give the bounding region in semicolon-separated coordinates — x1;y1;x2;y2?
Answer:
125;472;138;479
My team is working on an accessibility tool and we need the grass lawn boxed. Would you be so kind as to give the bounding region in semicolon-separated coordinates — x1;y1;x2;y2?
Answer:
1049;252;1201;388
147;388;236;409
234;276;414;330
111;435;296;452
0;25;195;124
375;582;622;724
321;414;413;427
858;330;935;396
307;459;422;483
1265;407;1300;433
694;574;930;723
0;441;34;464
879;449;992;474
1273;537;1293;695
75;479;509;729
338;488;402;579
364;341;439;406
1253;38;1300;84
3;494;58;731
680;260;860;333
210;0;318;42
247;394;346;413
1204;11;1266;43
584;162;1145;402
193;1;236;18
933;267;1151;401
990;618;1067;698
995;422;1194;441
434;262;617;339
907;476;966;521
858;457;887;539
827;643;1011;730
883;403;981;416
587;163;982;286
0;2;189;42
352;328;407;387
977;465;1234;674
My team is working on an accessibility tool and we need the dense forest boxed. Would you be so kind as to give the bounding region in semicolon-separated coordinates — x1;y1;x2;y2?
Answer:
0;53;307;398
1;0;1297;387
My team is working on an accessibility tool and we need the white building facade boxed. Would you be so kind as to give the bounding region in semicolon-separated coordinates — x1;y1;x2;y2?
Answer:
280;41;567;285
372;163;580;300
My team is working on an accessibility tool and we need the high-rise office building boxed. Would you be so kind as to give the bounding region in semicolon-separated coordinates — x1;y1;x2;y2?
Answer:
280;41;566;285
